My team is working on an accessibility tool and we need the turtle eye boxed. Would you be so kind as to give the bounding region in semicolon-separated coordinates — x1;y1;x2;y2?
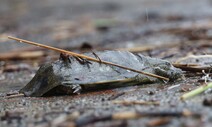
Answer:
158;64;170;71
166;62;171;66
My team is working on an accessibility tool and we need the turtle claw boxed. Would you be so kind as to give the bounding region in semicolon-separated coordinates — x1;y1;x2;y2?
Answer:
72;84;81;94
62;82;81;95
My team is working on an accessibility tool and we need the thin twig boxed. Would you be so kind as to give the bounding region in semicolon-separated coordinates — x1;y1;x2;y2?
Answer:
8;36;169;81
5;93;25;99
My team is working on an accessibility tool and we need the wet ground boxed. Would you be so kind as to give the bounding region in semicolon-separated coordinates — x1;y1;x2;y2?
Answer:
0;0;212;127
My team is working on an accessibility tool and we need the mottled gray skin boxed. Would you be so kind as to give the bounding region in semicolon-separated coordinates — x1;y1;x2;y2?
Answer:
20;51;182;97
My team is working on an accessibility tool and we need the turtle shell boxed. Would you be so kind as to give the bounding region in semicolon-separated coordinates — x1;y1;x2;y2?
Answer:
20;51;182;97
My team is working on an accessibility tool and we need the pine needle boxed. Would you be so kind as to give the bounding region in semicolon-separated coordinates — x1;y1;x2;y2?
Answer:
8;36;169;81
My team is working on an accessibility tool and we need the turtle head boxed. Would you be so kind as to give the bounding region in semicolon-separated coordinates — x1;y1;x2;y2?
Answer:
154;61;183;81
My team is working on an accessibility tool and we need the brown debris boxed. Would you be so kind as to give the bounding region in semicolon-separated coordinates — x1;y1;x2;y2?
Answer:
117;42;179;53
112;100;160;106
175;55;212;64
108;92;125;100
50;111;80;127
75;110;200;127
6;90;19;96
180;86;192;93
0;50;45;61
112;110;199;120
76;114;111;127
146;118;171;127
3;63;32;72
173;63;211;72
173;55;212;72
5;93;25;99
50;115;76;127
1;110;24;121
57;122;76;127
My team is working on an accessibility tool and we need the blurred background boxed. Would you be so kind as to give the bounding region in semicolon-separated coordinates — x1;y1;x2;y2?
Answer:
1;0;212;53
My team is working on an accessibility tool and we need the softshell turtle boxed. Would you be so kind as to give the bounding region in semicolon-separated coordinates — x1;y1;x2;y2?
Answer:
20;51;182;97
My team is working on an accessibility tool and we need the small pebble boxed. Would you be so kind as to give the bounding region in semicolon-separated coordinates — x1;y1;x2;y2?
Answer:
147;91;155;95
